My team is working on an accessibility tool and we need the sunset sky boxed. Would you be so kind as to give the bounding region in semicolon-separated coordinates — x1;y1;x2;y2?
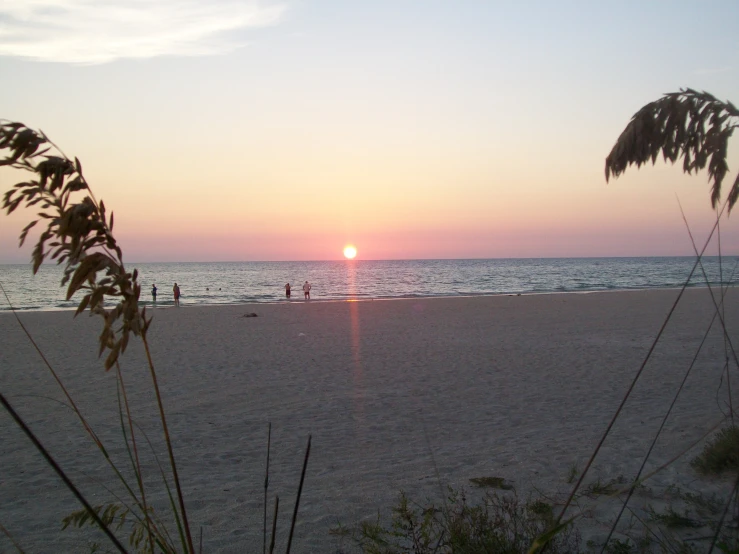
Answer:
1;1;738;262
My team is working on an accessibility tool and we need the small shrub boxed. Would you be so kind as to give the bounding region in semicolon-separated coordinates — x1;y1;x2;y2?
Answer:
469;476;513;490
679;490;722;516
527;500;553;521
350;488;581;553
566;463;579;484
691;426;739;475
604;537;635;554
647;505;703;529
583;477;620;497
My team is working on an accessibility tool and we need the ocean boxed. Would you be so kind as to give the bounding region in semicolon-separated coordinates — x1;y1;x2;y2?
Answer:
0;257;736;312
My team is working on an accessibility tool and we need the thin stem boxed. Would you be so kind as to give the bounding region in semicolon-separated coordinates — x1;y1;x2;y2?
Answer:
1;281;144;507
269;496;279;554
601;300;721;552
0;282;101;448
0;521;25;553
678;201;739;411
422;415;448;517
0;390;127;553
708;471;739;553
716;211;735;426
264;422;271;554
131;421;184;552
286;435;311;554
554;197;728;530
116;362;154;554
141;332;195;554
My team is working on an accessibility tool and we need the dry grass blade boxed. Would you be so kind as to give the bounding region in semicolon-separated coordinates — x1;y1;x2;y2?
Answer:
0;521;25;553
0;120;148;370
0;120;195;553
551;197;730;545
286;435;311;554
264;422;271;554
709;472;739;552
0;391;127;553
601;302;721;552
269;496;279;554
604;89;739;210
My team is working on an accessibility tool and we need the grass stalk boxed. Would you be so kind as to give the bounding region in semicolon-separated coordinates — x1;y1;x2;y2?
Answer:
709;472;739;553
0;390;127;553
131;421;186;551
598;205;739;552
141;333;194;554
0;283;103;450
677;199;739;375
553;197;728;534
2;281;166;543
1;123;193;552
264;422;271;554
115;362;155;554
716;210;734;426
286;434;311;554
0;521;25;553
422;416;449;517
65;466;174;552
269;496;279;554
601;294;722;552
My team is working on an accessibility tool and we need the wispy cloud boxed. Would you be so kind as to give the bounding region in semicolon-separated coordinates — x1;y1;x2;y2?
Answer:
692;66;734;76
0;0;287;64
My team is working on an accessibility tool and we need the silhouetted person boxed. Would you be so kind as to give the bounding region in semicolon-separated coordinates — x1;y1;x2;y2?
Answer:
151;284;157;302
173;283;180;307
285;282;291;298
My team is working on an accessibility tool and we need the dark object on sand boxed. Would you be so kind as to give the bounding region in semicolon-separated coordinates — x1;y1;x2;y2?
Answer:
242;313;258;318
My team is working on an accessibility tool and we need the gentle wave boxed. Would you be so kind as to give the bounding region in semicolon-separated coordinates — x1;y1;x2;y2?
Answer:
0;257;737;312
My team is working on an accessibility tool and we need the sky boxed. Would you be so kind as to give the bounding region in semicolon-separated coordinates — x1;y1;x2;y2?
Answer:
0;0;738;262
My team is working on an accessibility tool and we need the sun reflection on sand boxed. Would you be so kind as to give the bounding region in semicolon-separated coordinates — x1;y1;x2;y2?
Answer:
347;263;364;430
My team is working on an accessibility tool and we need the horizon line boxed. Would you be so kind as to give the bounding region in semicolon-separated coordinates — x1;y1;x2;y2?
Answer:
2;253;737;266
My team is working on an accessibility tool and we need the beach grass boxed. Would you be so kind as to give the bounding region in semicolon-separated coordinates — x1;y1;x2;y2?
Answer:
3;89;739;553
341;488;582;554
339;88;739;553
691;427;739;476
0;121;314;553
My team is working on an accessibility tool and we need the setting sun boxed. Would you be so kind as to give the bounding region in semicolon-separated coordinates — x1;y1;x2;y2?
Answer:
343;245;357;259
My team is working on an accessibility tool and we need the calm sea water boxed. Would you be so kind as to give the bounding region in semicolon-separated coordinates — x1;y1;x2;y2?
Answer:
0;257;736;312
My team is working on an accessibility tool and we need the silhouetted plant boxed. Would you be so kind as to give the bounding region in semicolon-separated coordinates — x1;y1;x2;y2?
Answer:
1;120;311;553
1;121;147;368
691;427;739;476
1;120;195;553
348;488;581;554
605;89;739;210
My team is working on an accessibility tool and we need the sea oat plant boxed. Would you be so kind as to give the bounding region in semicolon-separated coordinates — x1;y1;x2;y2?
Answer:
334;89;739;554
0;120;195;553
529;89;739;553
347;487;581;554
604;89;739;210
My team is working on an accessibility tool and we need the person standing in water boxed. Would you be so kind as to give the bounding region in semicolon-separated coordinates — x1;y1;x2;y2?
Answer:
285;282;291;299
151;284;157;303
173;283;181;307
303;280;311;300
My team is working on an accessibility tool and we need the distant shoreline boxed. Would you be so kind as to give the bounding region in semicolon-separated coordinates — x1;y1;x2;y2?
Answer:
0;284;710;314
2;257;734;312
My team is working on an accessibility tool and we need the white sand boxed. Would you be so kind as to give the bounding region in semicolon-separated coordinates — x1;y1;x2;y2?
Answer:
1;288;737;552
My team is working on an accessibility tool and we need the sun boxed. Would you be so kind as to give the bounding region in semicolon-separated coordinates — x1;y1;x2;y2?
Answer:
343;245;357;259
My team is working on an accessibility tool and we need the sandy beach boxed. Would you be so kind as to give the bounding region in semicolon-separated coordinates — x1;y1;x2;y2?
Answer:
1;288;737;552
